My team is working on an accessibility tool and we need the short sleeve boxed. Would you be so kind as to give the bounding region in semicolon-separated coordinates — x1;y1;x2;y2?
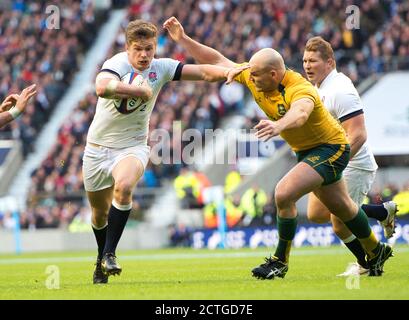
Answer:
335;90;363;120
233;62;250;85
100;52;132;79
290;85;318;106
155;58;181;83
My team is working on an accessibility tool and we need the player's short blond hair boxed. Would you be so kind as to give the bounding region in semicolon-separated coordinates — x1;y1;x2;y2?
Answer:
126;20;157;44
305;36;335;62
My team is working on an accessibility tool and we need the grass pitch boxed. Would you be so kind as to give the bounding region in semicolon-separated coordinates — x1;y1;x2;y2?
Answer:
0;245;408;300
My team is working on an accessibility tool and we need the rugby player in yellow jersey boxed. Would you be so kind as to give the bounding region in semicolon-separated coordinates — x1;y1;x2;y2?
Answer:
164;16;393;278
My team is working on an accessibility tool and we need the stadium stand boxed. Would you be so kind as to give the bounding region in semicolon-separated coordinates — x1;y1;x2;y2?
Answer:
1;0;409;230
0;0;108;156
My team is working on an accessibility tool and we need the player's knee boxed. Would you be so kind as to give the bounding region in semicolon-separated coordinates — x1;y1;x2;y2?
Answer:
92;211;108;227
274;186;292;209
114;180;134;198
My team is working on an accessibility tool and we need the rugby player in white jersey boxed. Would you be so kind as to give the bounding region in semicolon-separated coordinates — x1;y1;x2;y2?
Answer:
0;84;37;128
84;20;245;284
303;36;397;276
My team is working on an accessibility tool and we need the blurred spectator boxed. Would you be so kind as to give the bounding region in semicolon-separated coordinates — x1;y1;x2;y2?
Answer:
381;184;400;202
168;223;191;247
224;194;243;228
224;169;241;194
174;167;201;209
139;163;160;188
219;82;245;114
262;194;277;226
203;201;217;229
0;1;108;157
193;170;211;207
393;183;409;216
240;185;268;227
1;211;16;230
68;207;92;233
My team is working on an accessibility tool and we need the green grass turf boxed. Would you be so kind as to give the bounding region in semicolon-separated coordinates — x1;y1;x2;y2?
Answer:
0;245;408;300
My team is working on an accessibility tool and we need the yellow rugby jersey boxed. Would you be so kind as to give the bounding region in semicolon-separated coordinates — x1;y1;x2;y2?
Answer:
235;67;348;152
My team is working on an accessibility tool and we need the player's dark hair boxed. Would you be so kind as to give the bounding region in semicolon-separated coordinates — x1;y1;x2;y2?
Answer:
305;36;335;62
126;20;157;44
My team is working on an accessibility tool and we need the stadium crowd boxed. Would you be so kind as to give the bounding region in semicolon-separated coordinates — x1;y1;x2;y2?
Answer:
0;0;108;156
1;0;408;229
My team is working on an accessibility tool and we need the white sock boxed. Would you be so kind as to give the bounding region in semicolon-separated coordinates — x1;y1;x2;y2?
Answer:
112;199;132;211
342;234;357;244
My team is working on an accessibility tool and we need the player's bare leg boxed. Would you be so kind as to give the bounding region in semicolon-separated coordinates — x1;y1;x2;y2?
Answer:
252;162;323;279
307;192;330;223
88;186;114;228
87;186;114;284
101;156;145;276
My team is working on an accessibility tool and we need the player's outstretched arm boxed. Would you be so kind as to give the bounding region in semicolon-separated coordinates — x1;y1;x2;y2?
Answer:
0;84;37;128
163;16;236;68
180;64;249;83
95;72;153;101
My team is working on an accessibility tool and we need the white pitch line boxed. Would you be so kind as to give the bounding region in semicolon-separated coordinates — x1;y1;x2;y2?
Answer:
0;246;408;265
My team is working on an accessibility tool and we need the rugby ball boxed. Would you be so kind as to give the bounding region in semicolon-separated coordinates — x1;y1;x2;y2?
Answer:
114;72;145;114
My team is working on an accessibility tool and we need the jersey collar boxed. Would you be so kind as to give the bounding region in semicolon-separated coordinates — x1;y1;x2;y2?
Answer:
318;69;338;89
278;69;291;94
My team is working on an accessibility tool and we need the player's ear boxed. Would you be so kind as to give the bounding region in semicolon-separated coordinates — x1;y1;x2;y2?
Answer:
328;58;334;68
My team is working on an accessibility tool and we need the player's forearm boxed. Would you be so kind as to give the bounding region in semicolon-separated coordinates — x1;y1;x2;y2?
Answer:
96;79;151;100
276;107;310;132
179;34;226;66
115;82;152;100
0;111;14;128
197;64;230;82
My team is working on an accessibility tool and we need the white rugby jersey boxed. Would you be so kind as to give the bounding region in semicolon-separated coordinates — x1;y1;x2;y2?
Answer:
317;69;377;171
87;52;182;148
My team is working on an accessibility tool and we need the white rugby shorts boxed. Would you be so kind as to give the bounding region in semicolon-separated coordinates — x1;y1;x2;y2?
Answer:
82;143;150;192
343;166;376;205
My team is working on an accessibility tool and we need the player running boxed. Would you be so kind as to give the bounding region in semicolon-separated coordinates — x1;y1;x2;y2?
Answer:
85;19;246;284
163;16;393;279
303;36;397;276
